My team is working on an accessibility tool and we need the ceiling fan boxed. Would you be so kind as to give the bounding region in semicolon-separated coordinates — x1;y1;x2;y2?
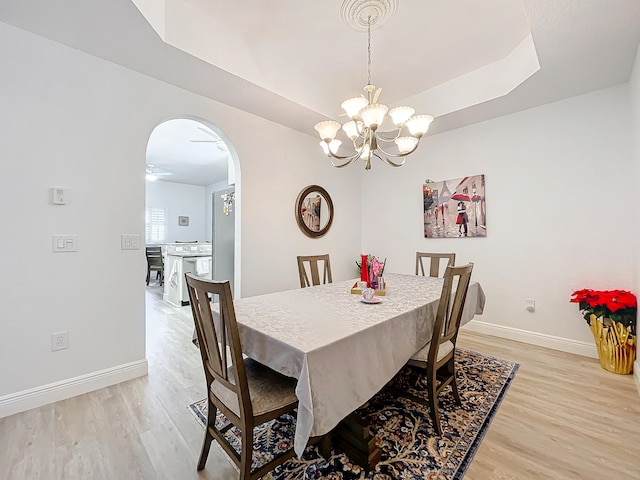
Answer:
146;164;172;181
189;126;228;151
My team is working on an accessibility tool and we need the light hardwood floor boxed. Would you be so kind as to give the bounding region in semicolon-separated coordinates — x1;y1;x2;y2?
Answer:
1;284;639;480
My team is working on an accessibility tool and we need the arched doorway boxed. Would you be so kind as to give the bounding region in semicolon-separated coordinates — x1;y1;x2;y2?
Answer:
144;116;241;300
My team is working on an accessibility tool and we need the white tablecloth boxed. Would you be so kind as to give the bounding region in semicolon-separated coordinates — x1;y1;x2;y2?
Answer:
215;273;485;456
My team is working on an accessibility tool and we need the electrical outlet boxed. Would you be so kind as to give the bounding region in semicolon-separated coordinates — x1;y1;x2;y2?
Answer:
525;298;535;312
52;187;66;205
51;331;68;351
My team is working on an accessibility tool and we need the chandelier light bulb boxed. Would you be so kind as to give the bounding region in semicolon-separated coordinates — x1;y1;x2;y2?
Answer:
341;97;369;119
329;139;342;154
405;115;434;136
342;120;360;140
320;139;342;155
388;106;415;126
395;136;419;154
359;103;388;129
314;120;341;141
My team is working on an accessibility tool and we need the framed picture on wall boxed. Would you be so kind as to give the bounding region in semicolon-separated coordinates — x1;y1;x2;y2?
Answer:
423;174;486;238
178;216;189;226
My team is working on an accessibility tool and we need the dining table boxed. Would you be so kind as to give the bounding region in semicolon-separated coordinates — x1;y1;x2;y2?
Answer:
198;272;485;468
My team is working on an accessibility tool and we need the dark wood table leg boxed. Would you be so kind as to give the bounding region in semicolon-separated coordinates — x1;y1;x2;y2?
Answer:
321;434;332;459
308;433;333;460
331;412;381;472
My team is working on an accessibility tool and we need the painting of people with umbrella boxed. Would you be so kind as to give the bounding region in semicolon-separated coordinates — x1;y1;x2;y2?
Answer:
423;174;486;238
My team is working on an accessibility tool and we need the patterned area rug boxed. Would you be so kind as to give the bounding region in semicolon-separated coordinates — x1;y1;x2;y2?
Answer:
188;348;518;479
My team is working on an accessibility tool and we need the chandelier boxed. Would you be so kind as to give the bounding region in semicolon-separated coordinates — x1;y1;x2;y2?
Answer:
221;191;235;215
314;8;433;170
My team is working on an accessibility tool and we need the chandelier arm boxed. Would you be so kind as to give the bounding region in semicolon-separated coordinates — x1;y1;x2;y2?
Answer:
325;149;363;168
376;129;404;143
349;122;369;140
372;136;422;158
350;135;366;149
329;155;361;168
372;150;407;167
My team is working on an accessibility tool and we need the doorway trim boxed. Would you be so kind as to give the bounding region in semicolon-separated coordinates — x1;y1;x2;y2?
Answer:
152;114;242;298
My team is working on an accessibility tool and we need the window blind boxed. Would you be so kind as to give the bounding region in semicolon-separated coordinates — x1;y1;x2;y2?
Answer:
145;207;167;244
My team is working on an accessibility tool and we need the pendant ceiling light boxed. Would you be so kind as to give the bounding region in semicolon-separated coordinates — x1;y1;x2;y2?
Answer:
314;0;434;170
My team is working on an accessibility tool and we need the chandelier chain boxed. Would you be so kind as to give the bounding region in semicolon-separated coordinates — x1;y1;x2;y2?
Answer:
367;15;372;86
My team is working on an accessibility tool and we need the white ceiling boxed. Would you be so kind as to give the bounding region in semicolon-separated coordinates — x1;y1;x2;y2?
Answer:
146;119;229;186
132;0;537;119
1;0;639;183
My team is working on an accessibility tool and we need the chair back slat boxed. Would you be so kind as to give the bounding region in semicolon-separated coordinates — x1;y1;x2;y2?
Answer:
185;274;252;418
146;246;162;254
429;263;473;360
146;247;163;264
297;254;332;288
415;252;456;278
195;286;223;376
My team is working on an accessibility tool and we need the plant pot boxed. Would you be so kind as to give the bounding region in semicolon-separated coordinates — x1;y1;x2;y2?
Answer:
588;315;636;374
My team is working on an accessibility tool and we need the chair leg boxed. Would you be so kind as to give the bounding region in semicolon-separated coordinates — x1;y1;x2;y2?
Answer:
447;357;461;406
146;269;150;286
427;369;442;435
239;426;253;480
197;404;216;471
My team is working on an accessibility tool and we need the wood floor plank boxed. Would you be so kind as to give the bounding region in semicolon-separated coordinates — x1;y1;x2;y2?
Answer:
1;284;638;479
458;329;640;480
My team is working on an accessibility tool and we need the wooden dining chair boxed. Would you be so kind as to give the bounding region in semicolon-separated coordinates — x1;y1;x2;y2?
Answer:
296;254;332;288
401;263;473;435
415;252;456;277
145;246;164;286
185;274;299;479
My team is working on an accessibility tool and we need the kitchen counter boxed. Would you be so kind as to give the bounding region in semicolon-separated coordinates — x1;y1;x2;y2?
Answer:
163;243;213;306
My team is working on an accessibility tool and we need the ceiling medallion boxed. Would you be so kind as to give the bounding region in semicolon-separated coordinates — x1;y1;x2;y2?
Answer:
341;0;398;31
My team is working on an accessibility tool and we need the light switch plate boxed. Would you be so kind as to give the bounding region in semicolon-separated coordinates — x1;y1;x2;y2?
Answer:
121;234;140;250
52;235;77;252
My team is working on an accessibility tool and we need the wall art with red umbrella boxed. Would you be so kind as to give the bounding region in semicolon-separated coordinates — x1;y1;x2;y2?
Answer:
423;174;486;238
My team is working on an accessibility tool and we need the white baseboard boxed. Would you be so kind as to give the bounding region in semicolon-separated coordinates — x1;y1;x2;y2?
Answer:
0;359;148;419
462;320;598;358
634;360;640;397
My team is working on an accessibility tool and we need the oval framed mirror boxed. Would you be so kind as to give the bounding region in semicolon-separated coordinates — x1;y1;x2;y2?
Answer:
295;185;334;238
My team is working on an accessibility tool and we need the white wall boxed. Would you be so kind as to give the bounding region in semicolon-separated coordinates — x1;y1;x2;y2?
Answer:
237;133;362;296
630;42;640;390
0;21;361;412
205;179;229;243
145;180;207;243
362;84;634;352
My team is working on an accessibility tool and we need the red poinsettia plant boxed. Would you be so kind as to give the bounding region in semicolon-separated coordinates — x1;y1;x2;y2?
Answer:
570;289;637;336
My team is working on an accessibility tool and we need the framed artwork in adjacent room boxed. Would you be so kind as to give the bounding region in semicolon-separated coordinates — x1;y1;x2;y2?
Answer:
178;216;189;226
